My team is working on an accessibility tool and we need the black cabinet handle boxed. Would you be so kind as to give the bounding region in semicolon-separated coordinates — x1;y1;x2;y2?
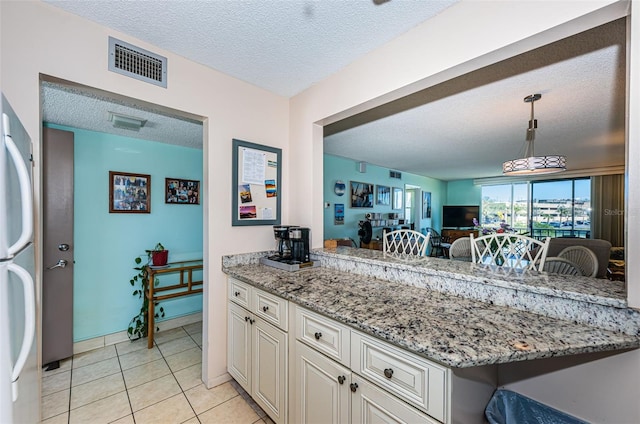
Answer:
245;316;250;322
263;306;269;312
337;375;346;385
350;382;358;393
234;291;240;297
384;368;394;379
250;318;255;324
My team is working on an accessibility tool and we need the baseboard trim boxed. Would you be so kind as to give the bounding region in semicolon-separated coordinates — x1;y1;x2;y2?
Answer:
207;372;232;388
73;311;203;355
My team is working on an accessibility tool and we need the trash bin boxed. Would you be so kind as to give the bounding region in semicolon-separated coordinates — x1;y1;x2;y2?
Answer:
485;389;588;424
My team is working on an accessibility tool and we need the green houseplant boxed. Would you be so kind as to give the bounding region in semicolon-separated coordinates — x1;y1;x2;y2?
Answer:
127;243;167;340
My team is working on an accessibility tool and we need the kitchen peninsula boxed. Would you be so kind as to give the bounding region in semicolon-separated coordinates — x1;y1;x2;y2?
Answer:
222;247;639;423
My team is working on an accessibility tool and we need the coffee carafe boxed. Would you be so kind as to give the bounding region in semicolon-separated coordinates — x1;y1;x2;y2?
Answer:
289;227;311;263
273;225;297;259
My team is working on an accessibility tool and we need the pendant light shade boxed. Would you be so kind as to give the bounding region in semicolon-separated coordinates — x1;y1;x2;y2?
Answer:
502;94;566;175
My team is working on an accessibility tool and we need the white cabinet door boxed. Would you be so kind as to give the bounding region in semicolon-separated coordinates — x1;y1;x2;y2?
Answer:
351;377;441;424
227;302;252;393
253;316;288;424
294;341;351;424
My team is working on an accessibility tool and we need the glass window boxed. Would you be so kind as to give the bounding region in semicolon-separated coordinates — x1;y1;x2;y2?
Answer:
481;183;528;231
481;178;591;239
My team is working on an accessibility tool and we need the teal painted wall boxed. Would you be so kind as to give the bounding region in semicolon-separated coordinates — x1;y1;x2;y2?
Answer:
446;179;482;206
323;154;447;243
44;124;203;342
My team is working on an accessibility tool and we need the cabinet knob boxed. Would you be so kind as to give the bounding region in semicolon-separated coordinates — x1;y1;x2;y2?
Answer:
314;332;322;340
262;305;269;312
337;375;346;385
234;291;240;297
350;382;358;393
384;368;394;379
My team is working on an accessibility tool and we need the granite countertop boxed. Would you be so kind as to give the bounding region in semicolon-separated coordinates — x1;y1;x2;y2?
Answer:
317;247;627;307
223;262;639;368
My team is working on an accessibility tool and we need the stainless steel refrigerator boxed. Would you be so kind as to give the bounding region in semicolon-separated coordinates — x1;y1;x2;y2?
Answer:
0;93;39;423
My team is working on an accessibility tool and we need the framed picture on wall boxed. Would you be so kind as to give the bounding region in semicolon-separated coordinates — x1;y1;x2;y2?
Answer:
165;178;200;204
392;187;403;210
109;171;151;213
232;138;282;226
422;191;432;219
350;181;374;208
376;185;390;205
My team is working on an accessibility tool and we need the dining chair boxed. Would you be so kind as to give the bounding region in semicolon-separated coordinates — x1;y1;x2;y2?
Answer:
558;245;598;277
383;229;430;256
449;237;472;261
426;228;451;258
542;257;582;276
470;233;551;271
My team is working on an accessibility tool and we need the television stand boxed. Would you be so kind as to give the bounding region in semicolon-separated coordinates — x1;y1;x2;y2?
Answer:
441;228;479;242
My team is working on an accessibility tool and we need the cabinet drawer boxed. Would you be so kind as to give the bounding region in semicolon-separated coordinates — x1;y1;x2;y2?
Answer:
229;278;251;309
253;288;288;331
295;306;350;367
351;331;447;422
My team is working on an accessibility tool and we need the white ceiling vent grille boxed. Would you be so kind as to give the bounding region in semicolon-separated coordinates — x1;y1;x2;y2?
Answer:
108;37;167;88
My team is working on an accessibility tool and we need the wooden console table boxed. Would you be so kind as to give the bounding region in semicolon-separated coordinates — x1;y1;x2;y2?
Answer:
145;259;203;348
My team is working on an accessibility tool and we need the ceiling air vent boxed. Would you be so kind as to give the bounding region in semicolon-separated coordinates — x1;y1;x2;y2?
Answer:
390;170;402;179
108;37;167;88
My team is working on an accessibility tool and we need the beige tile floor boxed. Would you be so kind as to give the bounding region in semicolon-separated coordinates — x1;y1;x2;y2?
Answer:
41;322;273;424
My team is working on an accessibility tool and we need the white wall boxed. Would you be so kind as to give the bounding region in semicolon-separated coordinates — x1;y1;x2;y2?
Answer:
289;0;639;421
0;1;289;388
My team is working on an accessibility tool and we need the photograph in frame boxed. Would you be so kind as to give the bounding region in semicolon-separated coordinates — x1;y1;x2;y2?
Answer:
109;171;151;213
376;185;390;206
350;181;374;208
422;191;432;219
165;178;200;204
392;187;403;210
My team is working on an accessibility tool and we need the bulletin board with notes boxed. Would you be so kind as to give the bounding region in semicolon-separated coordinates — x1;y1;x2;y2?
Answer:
232;138;282;226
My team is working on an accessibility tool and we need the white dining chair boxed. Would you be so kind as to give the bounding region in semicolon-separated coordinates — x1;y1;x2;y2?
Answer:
558;245;598;277
383;229;430;256
470;233;551;271
449;237;472;261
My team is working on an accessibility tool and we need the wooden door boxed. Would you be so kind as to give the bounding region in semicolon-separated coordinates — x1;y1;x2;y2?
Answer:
42;127;74;366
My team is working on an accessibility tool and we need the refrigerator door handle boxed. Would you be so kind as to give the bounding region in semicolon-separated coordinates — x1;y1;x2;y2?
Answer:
3;115;33;257
7;262;35;402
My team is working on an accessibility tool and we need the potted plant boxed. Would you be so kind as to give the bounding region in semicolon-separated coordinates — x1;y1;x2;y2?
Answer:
148;242;169;266
127;243;167;340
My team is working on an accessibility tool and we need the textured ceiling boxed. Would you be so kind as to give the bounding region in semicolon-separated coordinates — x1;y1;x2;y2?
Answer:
41;82;203;149
40;1;626;181
325;18;627;180
43;0;458;98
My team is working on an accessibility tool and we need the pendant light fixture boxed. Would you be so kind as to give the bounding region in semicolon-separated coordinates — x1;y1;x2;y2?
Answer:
502;94;566;175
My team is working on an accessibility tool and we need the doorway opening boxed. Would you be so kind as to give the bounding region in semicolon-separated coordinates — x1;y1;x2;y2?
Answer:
39;75;207;362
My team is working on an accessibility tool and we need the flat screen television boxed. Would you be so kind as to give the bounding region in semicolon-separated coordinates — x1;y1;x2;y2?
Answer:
442;205;479;228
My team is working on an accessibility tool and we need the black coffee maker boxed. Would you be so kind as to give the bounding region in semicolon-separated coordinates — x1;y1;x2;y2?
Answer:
273;225;298;259
289;227;311;263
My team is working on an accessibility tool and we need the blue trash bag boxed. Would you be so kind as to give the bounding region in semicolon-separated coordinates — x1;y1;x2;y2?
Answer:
485;389;588;424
